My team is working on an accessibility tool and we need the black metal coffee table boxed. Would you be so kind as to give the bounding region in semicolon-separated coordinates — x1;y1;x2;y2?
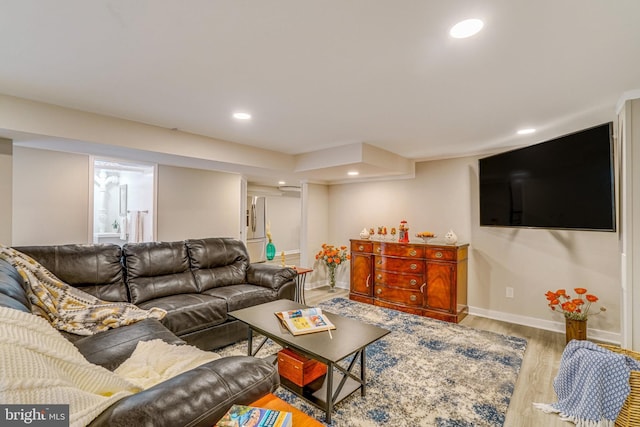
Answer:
228;299;390;423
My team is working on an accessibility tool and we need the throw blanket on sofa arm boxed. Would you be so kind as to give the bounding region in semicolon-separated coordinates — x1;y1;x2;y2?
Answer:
0;307;221;427
0;246;166;336
534;340;640;427
0;306;141;427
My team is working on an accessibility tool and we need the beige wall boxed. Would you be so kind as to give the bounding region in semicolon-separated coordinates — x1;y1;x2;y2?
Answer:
266;194;301;253
327;157;621;340
326;158;473;289
157;165;242;241
303;183;330;286
10;148;244;246
0;138;12;244
12;147;90;245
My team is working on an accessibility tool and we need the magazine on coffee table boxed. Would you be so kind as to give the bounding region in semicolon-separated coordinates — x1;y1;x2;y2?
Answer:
275;307;336;337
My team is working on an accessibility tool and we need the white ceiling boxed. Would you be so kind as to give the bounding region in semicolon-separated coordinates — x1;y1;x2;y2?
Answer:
1;1;639;185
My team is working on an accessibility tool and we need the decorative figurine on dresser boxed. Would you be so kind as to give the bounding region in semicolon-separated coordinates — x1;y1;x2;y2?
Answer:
349;236;469;323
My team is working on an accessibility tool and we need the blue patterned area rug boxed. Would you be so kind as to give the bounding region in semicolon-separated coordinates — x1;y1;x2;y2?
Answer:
217;297;527;426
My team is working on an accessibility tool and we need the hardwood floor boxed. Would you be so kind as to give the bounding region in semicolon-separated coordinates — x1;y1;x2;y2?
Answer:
305;286;567;427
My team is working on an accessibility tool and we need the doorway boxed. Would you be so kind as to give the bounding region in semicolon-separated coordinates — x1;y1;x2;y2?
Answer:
92;158;156;245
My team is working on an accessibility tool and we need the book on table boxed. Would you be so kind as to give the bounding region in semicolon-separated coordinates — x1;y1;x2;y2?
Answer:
215;404;292;427
275;307;336;336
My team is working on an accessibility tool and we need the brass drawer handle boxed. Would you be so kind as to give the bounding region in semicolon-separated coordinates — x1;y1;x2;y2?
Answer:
377;247;382;253
410;263;417;270
359;245;364;251
377;259;382;265
409;250;417;256
366;274;370;288
377;274;382;280
410;295;417;302
410;279;417;286
377;288;382;295
435;251;443;258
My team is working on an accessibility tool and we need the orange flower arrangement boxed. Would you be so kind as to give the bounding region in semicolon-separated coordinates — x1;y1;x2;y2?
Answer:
545;288;606;321
315;244;351;289
315;244;351;269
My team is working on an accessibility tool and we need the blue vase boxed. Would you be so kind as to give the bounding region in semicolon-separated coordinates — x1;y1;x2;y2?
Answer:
266;241;276;260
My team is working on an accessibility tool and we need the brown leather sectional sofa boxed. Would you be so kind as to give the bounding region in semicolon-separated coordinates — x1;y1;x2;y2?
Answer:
0;237;298;426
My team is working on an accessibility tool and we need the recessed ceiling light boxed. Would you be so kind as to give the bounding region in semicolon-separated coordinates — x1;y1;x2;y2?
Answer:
278;181;286;185
517;128;536;135
347;171;359;176
233;112;251;120
449;19;484;39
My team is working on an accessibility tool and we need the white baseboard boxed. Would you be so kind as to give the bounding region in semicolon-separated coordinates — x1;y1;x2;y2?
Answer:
305;280;348;291
468;306;621;345
305;287;621;344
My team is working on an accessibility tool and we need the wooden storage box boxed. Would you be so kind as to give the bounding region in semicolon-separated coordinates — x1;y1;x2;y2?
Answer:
277;348;326;387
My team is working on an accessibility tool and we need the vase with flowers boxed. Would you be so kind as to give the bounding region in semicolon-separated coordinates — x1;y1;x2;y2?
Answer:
545;288;606;343
315;243;351;292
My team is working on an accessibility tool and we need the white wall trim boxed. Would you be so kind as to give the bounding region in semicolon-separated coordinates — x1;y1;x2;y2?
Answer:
303;294;621;343
616;90;640;114
469;305;620;345
306;280;349;291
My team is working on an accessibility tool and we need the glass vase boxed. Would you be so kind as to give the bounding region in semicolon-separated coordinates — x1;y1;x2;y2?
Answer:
328;265;336;293
266;241;276;260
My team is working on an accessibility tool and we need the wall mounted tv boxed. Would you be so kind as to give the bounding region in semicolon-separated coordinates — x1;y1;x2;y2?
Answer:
479;122;615;231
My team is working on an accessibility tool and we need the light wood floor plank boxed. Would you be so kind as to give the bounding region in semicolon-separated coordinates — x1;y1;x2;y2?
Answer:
304;287;565;427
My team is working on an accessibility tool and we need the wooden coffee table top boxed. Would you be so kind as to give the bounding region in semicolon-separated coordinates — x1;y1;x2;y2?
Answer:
229;299;390;364
250;393;324;427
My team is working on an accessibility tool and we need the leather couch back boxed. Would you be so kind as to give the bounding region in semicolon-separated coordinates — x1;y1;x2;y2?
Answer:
186;238;250;291
14;244;128;302
11;238;266;305
0;258;32;312
123;241;198;304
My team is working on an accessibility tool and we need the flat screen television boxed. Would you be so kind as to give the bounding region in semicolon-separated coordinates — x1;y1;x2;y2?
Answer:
479;122;615;231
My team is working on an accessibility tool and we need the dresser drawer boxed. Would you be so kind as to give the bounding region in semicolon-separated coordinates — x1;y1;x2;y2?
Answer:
426;247;457;261
374;243;424;258
374;299;424;316
374;284;423;307
351;240;373;253
375;256;424;273
374;270;424;289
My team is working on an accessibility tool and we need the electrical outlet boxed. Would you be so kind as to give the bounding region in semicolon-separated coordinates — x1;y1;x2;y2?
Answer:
506;287;514;298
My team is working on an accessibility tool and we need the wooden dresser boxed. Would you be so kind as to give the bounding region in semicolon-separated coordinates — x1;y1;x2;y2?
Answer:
349;239;469;323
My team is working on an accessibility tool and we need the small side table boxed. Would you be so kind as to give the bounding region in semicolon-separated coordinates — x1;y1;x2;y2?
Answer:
293;267;312;304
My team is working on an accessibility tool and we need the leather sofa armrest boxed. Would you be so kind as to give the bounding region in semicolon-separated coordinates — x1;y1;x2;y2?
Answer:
88;356;279;427
246;264;297;291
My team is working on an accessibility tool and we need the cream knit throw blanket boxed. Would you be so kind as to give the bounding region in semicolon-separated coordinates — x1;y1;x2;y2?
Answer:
0;306;141;427
114;339;220;389
0;246;166;335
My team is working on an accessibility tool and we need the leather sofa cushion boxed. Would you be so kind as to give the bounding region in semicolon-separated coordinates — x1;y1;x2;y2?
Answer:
203;284;275;312
124;241;198;304
0;259;31;313
186;238;249;291
14;244;128;302
72;318;186;371
137;293;228;336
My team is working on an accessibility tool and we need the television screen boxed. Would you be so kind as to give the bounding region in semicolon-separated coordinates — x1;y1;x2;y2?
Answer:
479;122;615;231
